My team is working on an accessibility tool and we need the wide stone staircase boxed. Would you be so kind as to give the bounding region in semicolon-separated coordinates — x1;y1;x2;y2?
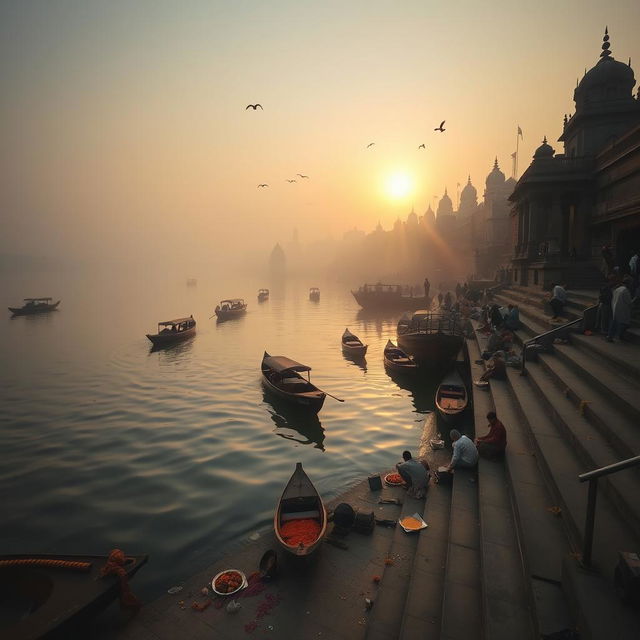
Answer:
364;285;640;640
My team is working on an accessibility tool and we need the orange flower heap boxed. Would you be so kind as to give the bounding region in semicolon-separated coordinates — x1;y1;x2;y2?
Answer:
280;519;321;547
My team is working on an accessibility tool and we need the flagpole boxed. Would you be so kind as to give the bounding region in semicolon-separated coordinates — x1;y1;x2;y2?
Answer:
515;128;520;178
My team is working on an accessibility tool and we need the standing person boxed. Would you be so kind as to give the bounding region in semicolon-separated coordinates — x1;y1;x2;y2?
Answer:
549;283;567;320
596;278;614;334
629;250;639;297
607;277;633;342
444;430;478;471
601;245;615;276
444;291;452;309
475;412;507;460
455;282;462;299
396;450;429;499
424;277;430;299
489;304;504;329
438;292;444;307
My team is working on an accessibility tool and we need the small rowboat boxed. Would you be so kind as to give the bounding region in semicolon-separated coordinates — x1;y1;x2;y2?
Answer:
0;553;147;639
146;316;196;345
341;328;368;357
215;298;247;321
309;287;320;301
274;462;327;557
261;352;326;413
383;339;418;373
258;288;269;302
9;298;60;316
435;368;468;424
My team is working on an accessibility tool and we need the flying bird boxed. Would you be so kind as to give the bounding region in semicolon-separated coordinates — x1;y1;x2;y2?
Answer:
434;121;446;132
246;103;263;110
297;174;309;179
418;143;426;149
257;183;269;188
366;142;375;148
286;179;297;183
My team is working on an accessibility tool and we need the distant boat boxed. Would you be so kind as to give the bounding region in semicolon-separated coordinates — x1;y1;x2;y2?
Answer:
9;298;60;316
274;462;327;557
0;552;147;639
352;283;429;311
258;288;270;302
341;328;367;357
215;298;247;320
383;339;418;373
309;287;320;301
435;368;468;424
261;351;326;413
146;316;196;345
186;278;197;286
397;310;464;370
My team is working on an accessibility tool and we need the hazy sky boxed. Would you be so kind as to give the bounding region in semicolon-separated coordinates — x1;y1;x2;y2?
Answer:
1;1;639;266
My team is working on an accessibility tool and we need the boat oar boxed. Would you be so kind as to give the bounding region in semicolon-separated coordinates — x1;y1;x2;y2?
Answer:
317;388;345;403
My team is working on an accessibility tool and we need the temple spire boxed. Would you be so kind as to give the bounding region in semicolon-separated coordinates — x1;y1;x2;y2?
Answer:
600;26;611;59
493;157;499;170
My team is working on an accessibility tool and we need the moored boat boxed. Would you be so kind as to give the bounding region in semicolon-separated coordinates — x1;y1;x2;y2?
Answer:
9;298;60;316
261;352;326;413
397;310;464;370
309;287;320;301
341;328;367;357
258;288;269;302
435;368;468;424
351;283;429;311
383;339;418;373
274;462;327;557
0;552;147;639
146;316;196;345
215;298;247;320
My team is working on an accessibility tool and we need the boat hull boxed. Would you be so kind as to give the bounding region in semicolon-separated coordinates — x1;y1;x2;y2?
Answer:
397;332;463;370
342;344;367;357
146;326;196;345
215;308;247;320
9;301;60;316
352;290;429;311
261;376;326;413
0;553;147;639
435;370;468;424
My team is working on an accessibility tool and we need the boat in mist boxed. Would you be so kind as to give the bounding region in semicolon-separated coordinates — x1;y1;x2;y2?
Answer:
397;310;464;370
341;328;368;357
352;283;429;311
435;367;468;424
0;552;147;639
383;339;418;373
309;287;320;301
274;462;327;557
258;288;269;302
146;316;196;345
214;298;247;320
9;298;60;316
261;352;326;413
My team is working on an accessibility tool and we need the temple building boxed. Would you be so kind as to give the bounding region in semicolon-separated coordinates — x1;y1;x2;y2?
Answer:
510;28;640;289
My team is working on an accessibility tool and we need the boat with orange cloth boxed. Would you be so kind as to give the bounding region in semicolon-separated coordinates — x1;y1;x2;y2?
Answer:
274;462;327;557
0;552;147;638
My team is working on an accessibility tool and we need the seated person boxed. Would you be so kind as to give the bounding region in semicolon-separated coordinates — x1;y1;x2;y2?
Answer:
549;283;567;320
474;353;506;385
396;450;429;499
489;304;504;329
475;411;507;460
504;304;520;331
482;330;503;359
443;430;478;471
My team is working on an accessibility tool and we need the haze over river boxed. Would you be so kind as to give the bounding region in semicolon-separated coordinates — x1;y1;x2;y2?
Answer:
1;270;443;599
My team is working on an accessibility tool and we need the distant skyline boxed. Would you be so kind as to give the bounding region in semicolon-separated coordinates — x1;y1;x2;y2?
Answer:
1;1;639;267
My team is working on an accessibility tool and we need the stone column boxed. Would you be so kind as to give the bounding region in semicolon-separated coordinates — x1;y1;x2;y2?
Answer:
546;198;563;257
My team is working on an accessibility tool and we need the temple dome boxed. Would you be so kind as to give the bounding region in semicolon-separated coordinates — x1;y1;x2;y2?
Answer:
461;176;477;200
436;189;453;218
486;159;505;188
534;136;555;158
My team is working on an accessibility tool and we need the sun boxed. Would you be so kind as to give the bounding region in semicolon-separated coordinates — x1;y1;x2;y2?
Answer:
385;172;413;200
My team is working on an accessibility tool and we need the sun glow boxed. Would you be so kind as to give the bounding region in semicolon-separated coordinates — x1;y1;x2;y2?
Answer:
385;172;413;200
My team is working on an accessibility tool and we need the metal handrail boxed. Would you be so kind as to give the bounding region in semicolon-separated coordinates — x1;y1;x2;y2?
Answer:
577;456;640;567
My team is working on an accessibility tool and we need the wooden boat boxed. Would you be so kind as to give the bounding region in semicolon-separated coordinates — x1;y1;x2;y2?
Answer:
274;462;327;557
435;368;468;424
9;298;60;316
186;278;197;286
397;310;464;369
261;352;326;413
215;298;247;320
146;316;196;345
258;288;269;302
0;552;147;639
383;339;418;373
341;328;367;357
352;284;429;311
309;287;320;301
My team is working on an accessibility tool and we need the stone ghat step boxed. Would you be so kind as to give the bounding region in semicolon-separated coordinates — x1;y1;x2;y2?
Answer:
468;336;538;639
570;331;640;380
524;353;640;537
494;292;582;331
506;286;598;312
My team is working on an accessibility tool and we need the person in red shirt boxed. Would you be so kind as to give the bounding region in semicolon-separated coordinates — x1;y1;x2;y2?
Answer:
475;411;507;460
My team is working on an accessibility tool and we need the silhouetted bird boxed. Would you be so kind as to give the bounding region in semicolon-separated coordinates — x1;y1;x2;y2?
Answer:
297;174;309;179
246;104;263;110
434;121;446;132
366;142;375;148
286;179;297;183
418;143;426;149
257;184;269;188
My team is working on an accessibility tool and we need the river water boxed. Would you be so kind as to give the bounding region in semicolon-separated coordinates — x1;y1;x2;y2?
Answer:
1;270;448;600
